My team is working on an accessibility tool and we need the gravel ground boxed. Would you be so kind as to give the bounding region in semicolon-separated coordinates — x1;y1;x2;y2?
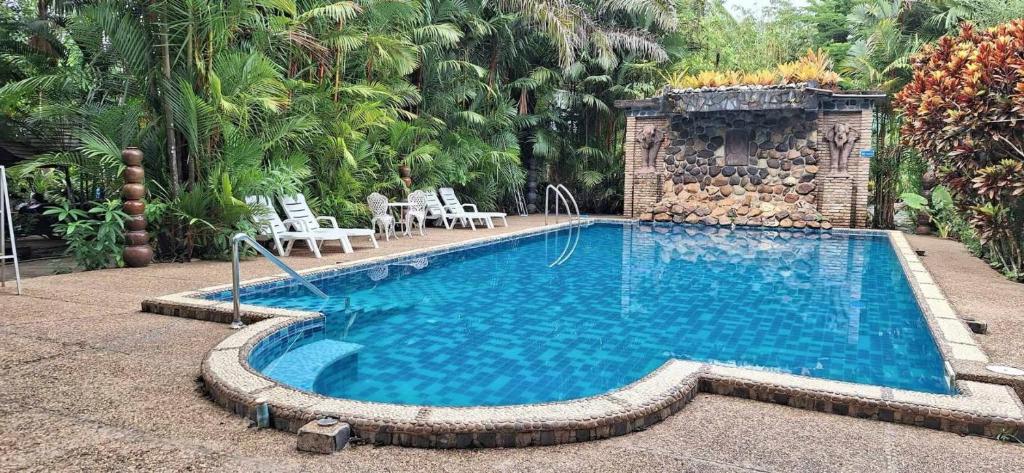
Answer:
907;234;1024;370
1;218;1022;472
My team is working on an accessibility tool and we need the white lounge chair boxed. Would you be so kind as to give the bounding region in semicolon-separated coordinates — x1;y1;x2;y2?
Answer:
438;187;508;228
245;196;322;258
278;193;378;254
422;191;489;230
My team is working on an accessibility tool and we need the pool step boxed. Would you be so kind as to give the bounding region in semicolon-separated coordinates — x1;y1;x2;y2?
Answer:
262;340;363;391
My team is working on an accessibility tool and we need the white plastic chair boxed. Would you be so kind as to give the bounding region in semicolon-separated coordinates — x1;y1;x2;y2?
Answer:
367;192;397;241
278;193;378;254
439;187;508;227
404;190;428;236
245;196;322;258
422;191;480;230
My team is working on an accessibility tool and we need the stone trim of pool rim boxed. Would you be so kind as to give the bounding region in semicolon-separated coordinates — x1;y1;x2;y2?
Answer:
142;218;1024;448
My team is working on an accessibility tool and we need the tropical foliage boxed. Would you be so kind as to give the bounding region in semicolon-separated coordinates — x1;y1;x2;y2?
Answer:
901;186;956;238
663;48;842;89
895;20;1024;280
1;0;677;263
802;0;1024;232
43;200;130;270
2;0;1023;276
668;0;814;73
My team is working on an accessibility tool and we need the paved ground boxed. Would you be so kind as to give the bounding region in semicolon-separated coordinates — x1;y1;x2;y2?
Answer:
907;234;1024;371
2;256;77;280
1;218;1022;472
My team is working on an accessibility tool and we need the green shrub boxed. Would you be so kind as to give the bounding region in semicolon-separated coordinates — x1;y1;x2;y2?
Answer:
901;186;956;238
43;201;130;270
895;21;1024;281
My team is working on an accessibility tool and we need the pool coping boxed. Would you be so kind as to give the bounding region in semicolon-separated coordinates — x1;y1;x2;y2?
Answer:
143;219;1024;447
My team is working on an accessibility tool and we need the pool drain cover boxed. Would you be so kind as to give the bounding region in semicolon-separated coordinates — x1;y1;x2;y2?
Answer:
986;365;1024;376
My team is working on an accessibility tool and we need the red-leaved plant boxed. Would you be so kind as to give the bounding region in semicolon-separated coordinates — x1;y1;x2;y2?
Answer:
895;20;1024;280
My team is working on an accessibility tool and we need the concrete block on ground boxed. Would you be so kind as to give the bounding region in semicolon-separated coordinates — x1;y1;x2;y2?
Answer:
297;420;350;454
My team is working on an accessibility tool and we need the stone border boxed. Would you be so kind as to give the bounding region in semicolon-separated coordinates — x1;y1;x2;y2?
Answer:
884;231;1024;398
887;231;990;367
147;221;1024;447
142;219;598;323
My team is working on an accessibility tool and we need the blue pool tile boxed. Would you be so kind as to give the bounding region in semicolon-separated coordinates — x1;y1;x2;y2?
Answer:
226;223;951;406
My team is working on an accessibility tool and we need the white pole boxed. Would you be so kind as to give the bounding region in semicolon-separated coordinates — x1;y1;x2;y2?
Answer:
0;168;4;288
0;168;4;287
0;166;22;295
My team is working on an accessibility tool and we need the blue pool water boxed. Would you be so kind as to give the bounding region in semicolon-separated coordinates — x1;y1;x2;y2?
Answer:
212;222;952;406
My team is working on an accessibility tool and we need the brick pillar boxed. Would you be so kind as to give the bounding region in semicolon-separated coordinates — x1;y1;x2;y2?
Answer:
815;110;871;228
623;115;670;218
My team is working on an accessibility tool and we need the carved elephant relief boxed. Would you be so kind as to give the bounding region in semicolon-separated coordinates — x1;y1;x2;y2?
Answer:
825;122;860;174
636;125;667;170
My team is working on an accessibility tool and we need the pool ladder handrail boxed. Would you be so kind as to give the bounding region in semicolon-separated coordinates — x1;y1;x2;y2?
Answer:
231;233;327;329
544;184;580;226
544;184;583;266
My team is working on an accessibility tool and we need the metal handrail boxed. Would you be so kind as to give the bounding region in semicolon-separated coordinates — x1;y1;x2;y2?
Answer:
556;184;580;225
544;184;580;225
544;184;562;224
544;184;583;266
231;233;327;329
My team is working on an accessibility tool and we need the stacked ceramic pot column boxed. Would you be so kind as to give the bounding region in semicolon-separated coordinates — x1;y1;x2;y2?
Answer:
121;148;153;267
399;164;413;188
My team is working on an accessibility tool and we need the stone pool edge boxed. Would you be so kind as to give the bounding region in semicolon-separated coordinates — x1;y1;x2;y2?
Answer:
145;220;1024;447
202;315;1023;448
884;231;998;380
142;219;595;324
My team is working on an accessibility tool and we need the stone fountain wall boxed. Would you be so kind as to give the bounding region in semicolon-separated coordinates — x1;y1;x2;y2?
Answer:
647;109;829;229
617;87;877;228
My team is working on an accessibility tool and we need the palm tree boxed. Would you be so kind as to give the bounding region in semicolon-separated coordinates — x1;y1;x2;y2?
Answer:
1;0;689;260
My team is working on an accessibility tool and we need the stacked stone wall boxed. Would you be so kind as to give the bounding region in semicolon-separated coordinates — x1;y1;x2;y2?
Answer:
620;90;875;228
639;109;832;229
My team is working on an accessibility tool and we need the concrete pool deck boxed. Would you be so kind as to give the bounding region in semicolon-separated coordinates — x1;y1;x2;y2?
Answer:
1;215;1023;471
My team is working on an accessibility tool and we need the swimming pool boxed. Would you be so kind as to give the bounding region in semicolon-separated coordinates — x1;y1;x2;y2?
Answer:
208;222;952;406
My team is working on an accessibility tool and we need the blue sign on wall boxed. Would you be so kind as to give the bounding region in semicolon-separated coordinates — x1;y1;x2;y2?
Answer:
860;149;875;158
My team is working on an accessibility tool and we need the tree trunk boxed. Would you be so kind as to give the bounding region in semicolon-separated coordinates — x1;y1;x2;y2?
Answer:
28;0;57;57
333;19;343;101
871;108;898;229
487;44;499;89
158;1;180;196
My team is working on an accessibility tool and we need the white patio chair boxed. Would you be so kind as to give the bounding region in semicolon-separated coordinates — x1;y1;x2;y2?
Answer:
404;190;428;236
438;187;508;227
367;192;397;241
278;193;378;254
245;196;322;258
